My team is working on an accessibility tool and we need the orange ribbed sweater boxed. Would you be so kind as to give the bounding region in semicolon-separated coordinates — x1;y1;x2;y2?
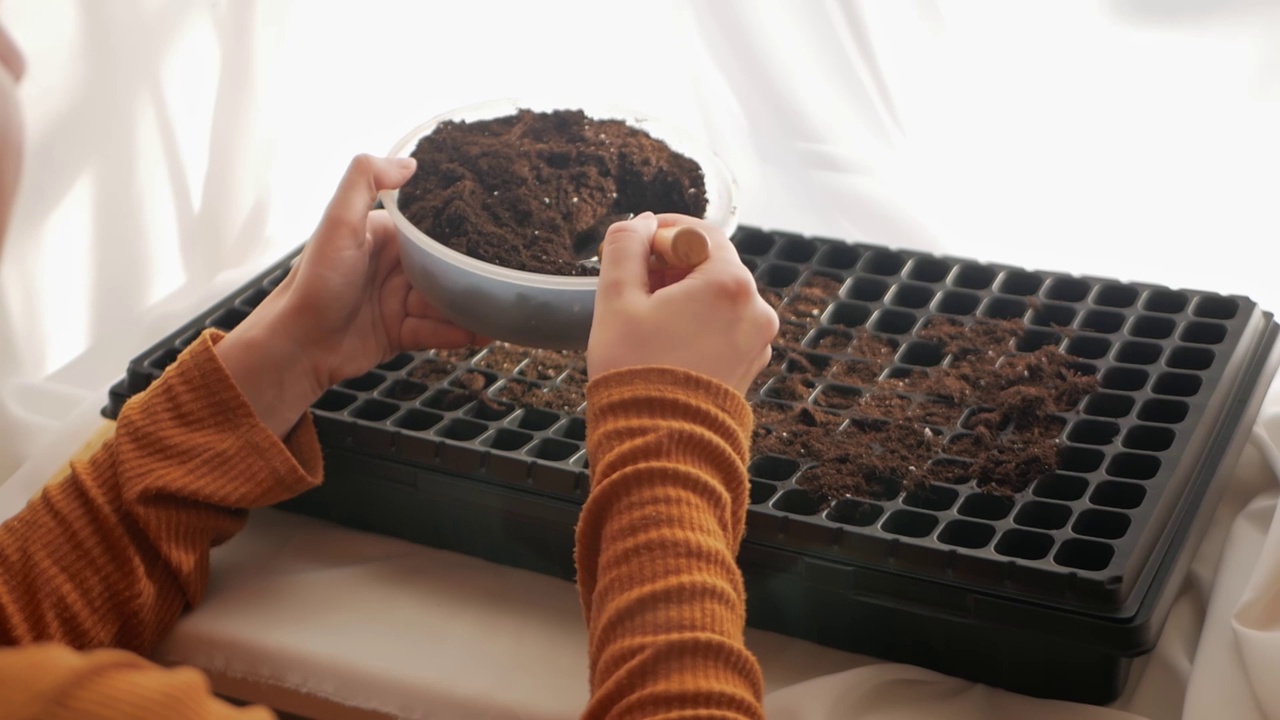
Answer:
0;331;764;719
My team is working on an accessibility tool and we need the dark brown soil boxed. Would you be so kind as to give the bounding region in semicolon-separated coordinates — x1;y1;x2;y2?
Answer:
753;400;796;426
812;384;863;411
847;333;899;363
810;329;852;353
384;382;429;402
433;346;481;362
754;312;1098;500
829;359;883;385
395;269;1095;504
426;343;590;415
472;344;528;373
765;374;813;403
453;371;492;393
517;350;583;381
758;418;947;501
406;358;456;385
778;321;812;347
839;390;914;418
397;109;708;276
494;378;586;414
749;347;787;394
780;276;843;321
504;348;587;413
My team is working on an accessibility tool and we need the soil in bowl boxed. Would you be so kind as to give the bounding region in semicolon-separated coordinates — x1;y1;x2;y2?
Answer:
397;109;708;276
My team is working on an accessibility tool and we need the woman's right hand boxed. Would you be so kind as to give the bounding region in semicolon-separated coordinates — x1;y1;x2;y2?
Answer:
587;212;778;394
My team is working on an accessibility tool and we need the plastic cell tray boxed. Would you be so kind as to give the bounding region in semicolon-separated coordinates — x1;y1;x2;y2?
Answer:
103;227;1279;704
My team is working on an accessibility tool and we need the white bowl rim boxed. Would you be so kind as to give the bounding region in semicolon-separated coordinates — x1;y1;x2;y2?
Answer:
378;97;739;290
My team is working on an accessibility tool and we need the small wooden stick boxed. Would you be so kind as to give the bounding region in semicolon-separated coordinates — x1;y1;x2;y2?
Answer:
652;226;711;268
599;225;711;269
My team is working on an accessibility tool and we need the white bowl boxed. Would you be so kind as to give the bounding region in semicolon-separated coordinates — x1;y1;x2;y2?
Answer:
379;98;738;350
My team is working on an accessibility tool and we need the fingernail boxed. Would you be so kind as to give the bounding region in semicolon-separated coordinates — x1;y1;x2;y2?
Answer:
395;157;417;172
630;212;657;230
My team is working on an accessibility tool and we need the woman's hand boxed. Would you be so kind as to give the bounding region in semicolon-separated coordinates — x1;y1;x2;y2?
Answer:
587;213;777;394
217;154;484;436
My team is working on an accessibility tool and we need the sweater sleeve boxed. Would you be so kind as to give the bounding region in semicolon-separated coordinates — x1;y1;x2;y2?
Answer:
0;329;323;653
0;644;275;719
577;367;764;720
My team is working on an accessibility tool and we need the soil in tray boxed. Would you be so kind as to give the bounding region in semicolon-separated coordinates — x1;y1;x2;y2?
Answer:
750;280;844;393
406;358;457;385
472;344;529;373
397;109;708;277
754;315;1097;499
493;377;586;414
440;343;590;414
517;349;584;381
780;276;842;321
433;346;482;363
829;359;884;385
391;276;1092;499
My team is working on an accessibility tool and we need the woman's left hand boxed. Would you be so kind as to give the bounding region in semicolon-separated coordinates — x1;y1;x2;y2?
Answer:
216;154;484;437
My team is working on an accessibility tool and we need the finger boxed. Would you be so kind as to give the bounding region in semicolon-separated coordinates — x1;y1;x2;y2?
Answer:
315;154;417;244
648;265;692;293
400;316;483;351
374;212;466;324
596;212;659;302
406;288;456;321
367;208;398;241
406;288;434;317
648;214;742;297
366;210;406;284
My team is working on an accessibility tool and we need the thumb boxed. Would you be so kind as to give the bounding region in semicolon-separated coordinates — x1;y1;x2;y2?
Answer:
315;154;417;241
596;212;658;303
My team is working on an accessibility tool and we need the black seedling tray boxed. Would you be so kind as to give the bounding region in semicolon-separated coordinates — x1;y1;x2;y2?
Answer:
104;227;1279;704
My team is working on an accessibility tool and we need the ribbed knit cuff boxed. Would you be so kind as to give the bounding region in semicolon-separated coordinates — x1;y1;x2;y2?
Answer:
578;364;757;584
586;366;753;465
115;329;323;508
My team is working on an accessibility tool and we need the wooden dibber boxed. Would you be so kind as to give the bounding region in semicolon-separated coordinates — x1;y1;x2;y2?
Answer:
599;225;711;269
652;226;711;268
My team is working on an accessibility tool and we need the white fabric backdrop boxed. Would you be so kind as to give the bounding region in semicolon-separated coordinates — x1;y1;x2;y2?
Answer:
1;1;1279;718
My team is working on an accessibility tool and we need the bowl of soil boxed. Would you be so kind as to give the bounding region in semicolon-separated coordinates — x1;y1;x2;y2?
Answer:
381;99;738;350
